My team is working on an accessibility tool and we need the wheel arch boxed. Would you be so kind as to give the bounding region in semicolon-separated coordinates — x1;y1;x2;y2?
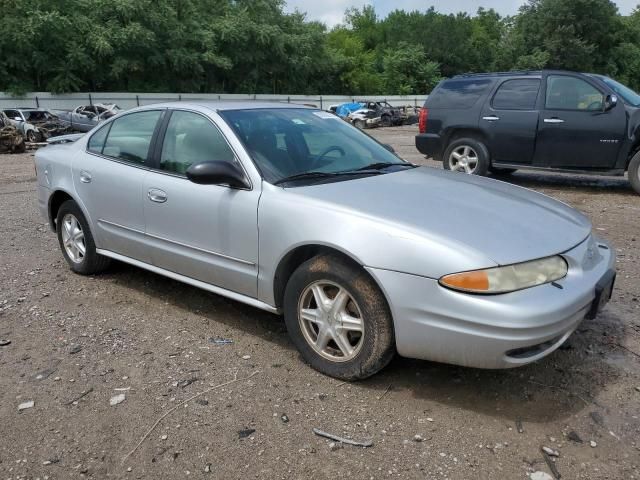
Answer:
272;243;392;314
626;140;640;170
442;128;490;158
48;189;87;231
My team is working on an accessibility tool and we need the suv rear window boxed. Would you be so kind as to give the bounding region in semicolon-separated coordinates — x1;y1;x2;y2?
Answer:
426;79;493;109
492;79;541;110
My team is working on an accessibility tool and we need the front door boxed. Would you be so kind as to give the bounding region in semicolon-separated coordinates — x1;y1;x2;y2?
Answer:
534;74;626;169
73;110;164;263
480;77;541;165
143;109;260;297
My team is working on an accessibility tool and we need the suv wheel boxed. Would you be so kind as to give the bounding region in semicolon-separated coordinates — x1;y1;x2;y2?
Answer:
443;138;489;176
283;255;395;380
629;151;640;194
354;119;366;130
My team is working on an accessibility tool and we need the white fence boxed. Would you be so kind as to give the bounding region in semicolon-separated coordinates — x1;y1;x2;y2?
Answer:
0;92;426;111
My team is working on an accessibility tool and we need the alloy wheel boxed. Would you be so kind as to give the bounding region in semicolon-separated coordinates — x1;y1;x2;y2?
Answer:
61;213;86;263
298;280;364;362
449;145;479;173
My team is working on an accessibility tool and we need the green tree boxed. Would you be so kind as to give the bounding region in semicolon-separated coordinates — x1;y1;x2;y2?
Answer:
382;42;441;95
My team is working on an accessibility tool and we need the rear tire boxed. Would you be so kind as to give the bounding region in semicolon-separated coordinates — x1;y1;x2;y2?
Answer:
629;151;640;194
283;254;395;380
26;130;37;143
443;137;490;176
56;200;111;275
381;115;392;127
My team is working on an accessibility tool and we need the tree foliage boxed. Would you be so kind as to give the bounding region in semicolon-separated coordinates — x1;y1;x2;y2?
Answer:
0;0;639;95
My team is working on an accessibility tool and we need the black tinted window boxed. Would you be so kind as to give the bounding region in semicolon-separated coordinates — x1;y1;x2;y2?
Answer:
87;124;110;154
102;111;161;165
160;111;235;175
427;79;493;109
546;75;604;111
492;79;540;110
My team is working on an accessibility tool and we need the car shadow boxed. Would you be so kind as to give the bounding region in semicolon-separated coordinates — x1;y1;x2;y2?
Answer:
102;261;625;424
356;308;627;424
490;170;634;194
102;261;292;350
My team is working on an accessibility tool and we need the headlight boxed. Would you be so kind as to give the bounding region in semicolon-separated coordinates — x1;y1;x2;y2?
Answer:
439;256;568;294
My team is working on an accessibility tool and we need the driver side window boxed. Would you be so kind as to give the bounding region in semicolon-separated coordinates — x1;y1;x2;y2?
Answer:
546;75;604;111
160;111;235;175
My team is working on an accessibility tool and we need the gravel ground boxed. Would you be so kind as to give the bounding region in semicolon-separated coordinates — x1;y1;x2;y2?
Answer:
1;127;639;480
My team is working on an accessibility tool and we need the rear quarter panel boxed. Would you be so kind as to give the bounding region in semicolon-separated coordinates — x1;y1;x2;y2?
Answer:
34;143;85;225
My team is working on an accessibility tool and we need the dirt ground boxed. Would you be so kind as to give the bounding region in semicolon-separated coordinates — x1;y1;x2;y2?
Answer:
1;127;639;480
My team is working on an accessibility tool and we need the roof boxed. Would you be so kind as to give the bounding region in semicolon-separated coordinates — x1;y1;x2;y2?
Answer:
134;100;317;112
452;69;583;79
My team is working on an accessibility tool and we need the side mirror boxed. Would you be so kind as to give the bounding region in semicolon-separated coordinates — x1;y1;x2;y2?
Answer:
186;161;249;189
605;94;618;111
382;143;395;153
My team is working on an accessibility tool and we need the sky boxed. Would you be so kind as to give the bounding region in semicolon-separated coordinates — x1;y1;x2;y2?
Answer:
284;0;639;27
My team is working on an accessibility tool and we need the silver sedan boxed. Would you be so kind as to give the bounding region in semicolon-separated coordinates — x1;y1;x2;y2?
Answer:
34;102;616;380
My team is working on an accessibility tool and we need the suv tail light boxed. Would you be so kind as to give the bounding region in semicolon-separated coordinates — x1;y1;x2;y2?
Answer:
418;107;428;133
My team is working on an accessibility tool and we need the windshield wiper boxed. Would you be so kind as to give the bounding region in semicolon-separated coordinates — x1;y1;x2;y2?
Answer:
273;171;341;185
352;162;415;171
273;169;383;185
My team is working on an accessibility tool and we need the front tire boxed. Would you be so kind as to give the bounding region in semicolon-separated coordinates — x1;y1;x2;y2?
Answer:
629;151;640;194
443;138;490;176
56;200;111;275
283;255;395;380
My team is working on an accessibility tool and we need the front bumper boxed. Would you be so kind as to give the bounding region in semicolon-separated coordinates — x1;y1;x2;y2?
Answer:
367;234;615;369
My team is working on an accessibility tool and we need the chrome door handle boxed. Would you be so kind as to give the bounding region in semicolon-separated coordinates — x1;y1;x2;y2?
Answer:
544;118;565;124
147;188;167;203
482;115;500;122
79;170;92;183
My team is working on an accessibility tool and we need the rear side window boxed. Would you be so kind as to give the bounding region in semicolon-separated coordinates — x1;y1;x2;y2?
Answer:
102;111;161;165
492;79;541;110
426;79;493;109
87;124;110;154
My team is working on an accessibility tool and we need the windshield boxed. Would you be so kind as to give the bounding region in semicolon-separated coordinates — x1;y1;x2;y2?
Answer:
220;108;406;184
592;75;640;107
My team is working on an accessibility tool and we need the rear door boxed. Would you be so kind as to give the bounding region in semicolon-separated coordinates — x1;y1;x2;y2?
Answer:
479;77;541;165
534;74;626;169
74;109;164;262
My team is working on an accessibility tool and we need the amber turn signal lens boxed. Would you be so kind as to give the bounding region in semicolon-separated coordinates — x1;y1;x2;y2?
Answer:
440;271;489;291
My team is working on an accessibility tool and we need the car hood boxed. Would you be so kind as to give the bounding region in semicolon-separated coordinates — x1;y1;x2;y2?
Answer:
292;167;591;266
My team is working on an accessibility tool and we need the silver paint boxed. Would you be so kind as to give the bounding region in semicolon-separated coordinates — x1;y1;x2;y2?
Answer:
34;101;614;369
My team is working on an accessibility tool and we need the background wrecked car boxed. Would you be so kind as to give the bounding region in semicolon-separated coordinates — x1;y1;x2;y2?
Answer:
2;108;70;142
0;111;26;153
53;103;120;132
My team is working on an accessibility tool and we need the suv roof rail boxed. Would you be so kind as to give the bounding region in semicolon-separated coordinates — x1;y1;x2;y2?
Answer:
453;70;542;78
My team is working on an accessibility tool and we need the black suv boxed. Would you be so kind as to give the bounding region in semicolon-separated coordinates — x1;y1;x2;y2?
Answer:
415;70;640;193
